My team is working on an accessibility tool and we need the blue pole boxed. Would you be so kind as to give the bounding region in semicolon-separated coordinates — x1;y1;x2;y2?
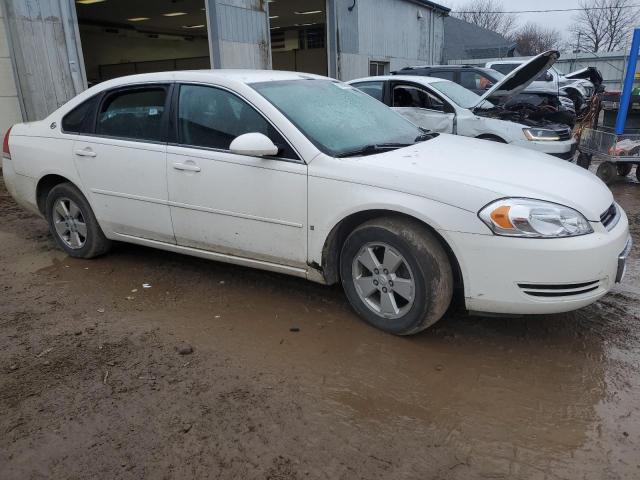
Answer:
615;28;640;135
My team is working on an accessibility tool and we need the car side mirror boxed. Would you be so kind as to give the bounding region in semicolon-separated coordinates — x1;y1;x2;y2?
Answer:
229;132;279;157
545;73;553;82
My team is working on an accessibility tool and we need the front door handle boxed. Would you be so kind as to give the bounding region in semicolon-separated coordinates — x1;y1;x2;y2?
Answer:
75;148;97;158
172;162;201;172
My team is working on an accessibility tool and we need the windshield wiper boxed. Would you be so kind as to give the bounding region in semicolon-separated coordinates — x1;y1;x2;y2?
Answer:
336;143;412;158
415;131;439;142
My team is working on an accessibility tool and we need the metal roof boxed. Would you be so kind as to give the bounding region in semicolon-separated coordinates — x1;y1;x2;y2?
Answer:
402;0;451;14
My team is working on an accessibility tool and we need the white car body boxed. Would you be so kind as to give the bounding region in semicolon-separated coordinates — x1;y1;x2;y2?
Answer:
348;75;577;158
486;60;593;104
2;70;630;321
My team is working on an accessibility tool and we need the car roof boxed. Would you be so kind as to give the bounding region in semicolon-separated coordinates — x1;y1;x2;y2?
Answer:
348;75;447;86
486;60;524;65
397;65;483;70
88;69;327;91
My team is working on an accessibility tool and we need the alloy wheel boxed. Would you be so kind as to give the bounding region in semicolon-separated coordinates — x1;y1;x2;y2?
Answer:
351;242;415;319
52;197;87;249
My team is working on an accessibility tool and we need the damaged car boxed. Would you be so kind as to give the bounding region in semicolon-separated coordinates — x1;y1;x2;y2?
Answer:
486;61;603;113
349;51;577;159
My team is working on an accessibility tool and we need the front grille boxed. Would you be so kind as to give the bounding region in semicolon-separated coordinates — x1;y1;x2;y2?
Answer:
601;203;619;230
556;128;572;141
518;280;600;298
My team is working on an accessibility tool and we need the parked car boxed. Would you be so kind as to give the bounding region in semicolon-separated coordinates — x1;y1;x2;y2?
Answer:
393;58;577;126
2;70;631;335
350;52;577;159
485;60;601;113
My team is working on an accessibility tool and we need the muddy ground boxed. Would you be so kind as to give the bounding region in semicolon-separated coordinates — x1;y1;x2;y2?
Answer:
1;170;639;480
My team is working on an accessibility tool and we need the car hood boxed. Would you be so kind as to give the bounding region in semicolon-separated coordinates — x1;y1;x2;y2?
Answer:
475;50;560;108
339;134;611;221
563;67;603;87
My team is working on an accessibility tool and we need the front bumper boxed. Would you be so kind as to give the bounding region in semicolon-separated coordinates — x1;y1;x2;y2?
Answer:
550;142;578;160
512;138;576;156
445;208;631;315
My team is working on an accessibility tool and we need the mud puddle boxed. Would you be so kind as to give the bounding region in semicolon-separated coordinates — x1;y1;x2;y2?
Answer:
1;173;639;479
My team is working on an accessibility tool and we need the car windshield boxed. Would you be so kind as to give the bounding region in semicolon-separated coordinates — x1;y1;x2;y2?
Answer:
428;80;494;109
251;79;425;157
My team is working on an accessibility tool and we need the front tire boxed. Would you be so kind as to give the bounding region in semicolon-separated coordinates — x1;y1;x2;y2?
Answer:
45;183;112;258
596;161;617;185
340;217;453;335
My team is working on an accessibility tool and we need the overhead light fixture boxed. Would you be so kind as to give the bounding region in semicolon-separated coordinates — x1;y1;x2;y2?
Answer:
77;0;107;4
128;17;150;22
269;15;279;19
295;23;316;26
294;10;322;15
182;24;205;29
163;12;187;17
270;26;281;30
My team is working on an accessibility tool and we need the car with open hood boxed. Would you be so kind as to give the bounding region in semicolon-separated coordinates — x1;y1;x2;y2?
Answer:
349;51;577;159
393;53;577;127
486;61;603;113
2;69;631;336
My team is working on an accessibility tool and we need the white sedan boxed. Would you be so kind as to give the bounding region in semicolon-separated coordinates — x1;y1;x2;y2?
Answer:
349;51;577;159
2;70;631;335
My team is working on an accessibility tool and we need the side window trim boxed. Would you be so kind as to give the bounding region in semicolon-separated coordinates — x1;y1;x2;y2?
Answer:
60;94;102;135
88;83;173;145
171;82;302;163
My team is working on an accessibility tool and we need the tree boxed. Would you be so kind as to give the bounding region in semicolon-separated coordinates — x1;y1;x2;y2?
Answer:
570;0;639;52
512;22;562;56
453;0;517;37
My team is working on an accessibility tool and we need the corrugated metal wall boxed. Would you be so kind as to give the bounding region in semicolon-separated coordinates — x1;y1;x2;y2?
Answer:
448;51;635;91
0;2;23;133
207;0;270;69
3;0;84;121
337;0;445;80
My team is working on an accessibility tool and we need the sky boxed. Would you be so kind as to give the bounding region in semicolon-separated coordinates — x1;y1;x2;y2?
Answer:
437;0;586;44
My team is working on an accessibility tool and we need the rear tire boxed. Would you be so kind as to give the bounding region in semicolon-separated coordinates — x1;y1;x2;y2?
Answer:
617;163;633;177
45;183;112;258
596;161;617;185
340;217;453;335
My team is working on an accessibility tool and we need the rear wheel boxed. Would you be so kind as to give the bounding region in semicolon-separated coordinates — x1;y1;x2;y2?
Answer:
45;183;112;258
617;163;633;177
340;217;453;335
596;161;617;185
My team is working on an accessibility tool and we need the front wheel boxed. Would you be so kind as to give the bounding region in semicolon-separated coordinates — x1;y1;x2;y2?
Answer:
340;217;453;335
596;161;617;185
45;183;112;258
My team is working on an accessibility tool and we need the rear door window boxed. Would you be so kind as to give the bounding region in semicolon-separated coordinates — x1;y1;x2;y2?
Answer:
96;87;168;142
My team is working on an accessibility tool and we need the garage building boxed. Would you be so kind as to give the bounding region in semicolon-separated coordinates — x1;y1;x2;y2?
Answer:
0;0;449;126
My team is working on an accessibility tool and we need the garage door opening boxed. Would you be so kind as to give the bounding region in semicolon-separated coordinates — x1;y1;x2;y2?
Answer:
75;0;210;86
269;0;327;76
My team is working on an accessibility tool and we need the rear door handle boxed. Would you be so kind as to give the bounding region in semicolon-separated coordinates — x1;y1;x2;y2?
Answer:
172;162;201;172
74;148;96;158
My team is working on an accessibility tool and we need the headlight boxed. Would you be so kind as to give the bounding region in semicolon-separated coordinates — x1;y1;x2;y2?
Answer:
478;198;593;238
523;128;560;141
